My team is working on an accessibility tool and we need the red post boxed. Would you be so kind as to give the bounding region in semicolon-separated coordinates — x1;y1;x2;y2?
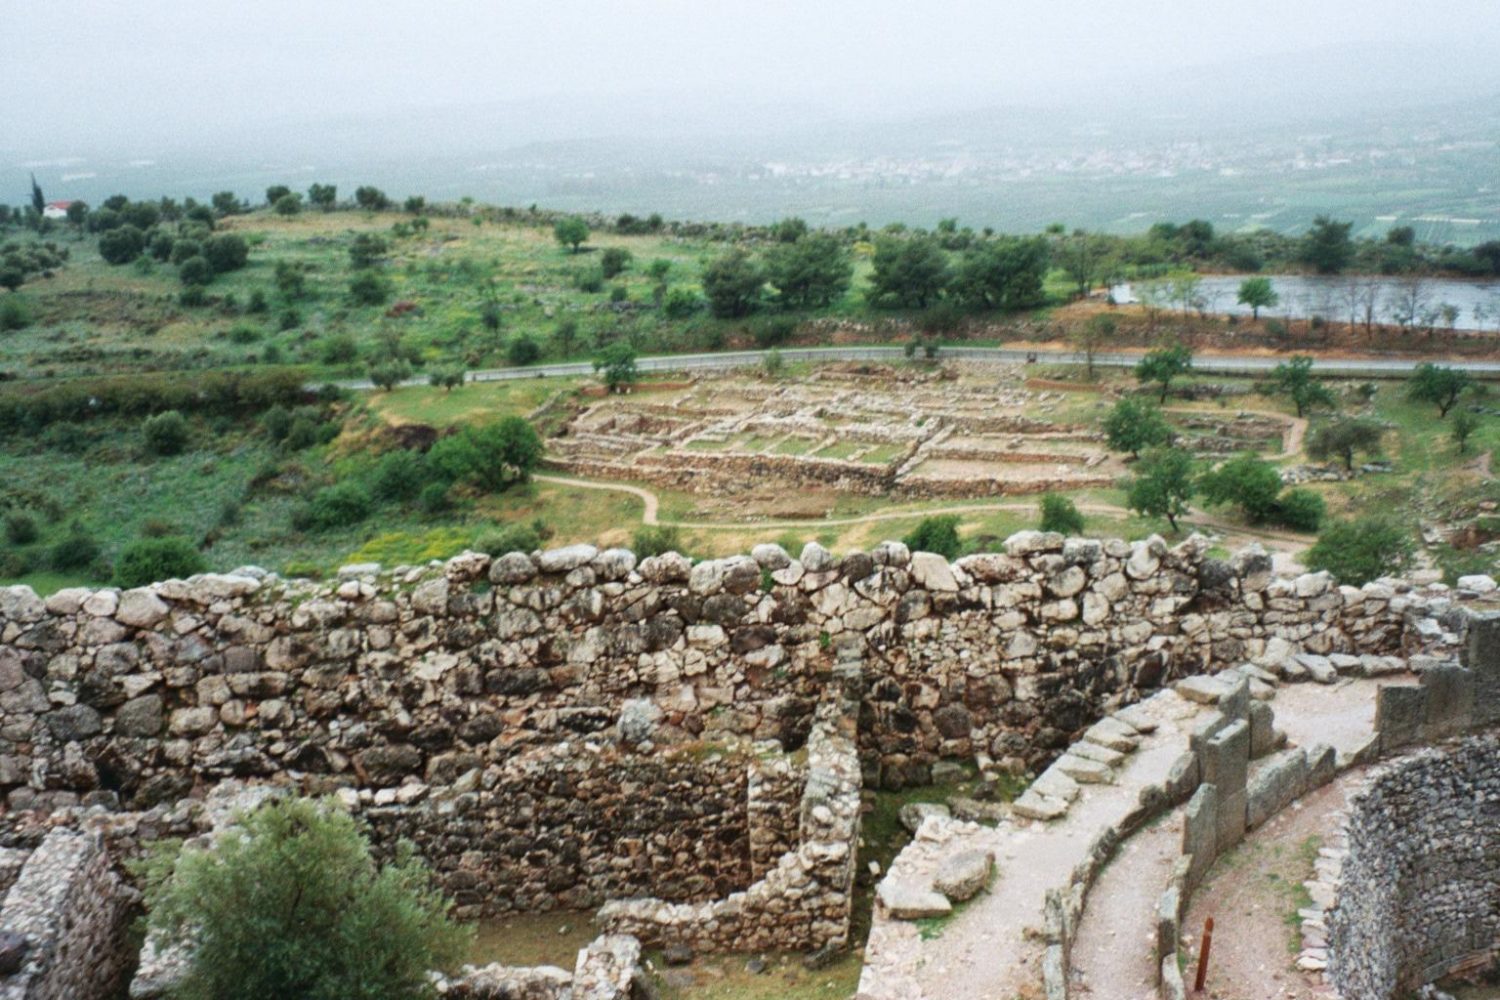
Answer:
1194;916;1214;992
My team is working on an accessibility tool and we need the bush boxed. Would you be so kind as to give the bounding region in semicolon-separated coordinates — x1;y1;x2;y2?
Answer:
418;481;452;514
505;334;541;366
368;359;413;392
114;535;206;587
320;334;359;365
600;247;632;278
301;482;373;531
282;416;320;451
50;526;100;572
4;513;39;546
349;271;393;306
1304;516;1415;586
475;519;551;556
138;796;470;1000
1269;488;1325;532
661;286;701;318
632;524;684;558
98;224;145;264
0;295;32;331
751;316;798;348
1038;494;1084;535
1198;453;1283;523
370;450;427;504
142;410;191;456
426;418;543;492
203;233;250;274
574;267;605;294
609;284;628;303
260;405;293;442
903;515;962;559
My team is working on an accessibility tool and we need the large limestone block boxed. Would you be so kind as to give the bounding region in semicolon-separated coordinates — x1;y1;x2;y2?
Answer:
933;849;994;902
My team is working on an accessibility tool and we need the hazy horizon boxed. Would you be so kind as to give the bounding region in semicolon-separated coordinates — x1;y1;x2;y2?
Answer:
6;1;1500;239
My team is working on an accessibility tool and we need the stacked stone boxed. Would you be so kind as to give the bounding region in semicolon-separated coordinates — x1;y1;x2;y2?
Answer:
1326;736;1500;999
0;828;134;1000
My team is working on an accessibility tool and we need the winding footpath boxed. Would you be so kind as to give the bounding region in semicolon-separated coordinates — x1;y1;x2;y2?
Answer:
532;474;1316;557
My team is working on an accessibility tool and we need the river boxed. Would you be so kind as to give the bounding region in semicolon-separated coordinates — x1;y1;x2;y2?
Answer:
1109;275;1500;333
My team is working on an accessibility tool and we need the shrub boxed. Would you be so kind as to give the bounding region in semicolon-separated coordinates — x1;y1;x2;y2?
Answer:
203;233;250;274
1269;488;1325;532
228;323;261;344
609;284;628;303
418;481;452;514
4;513;39;546
301;482;373;531
50;526;101;572
349;271;393;306
903;515;962;559
320;334;359;365
751;316;797;348
763;348;785;377
282;415;320;451
661;286;701;318
98;224;146;264
1103;398;1172;458
426;418;543;492
370;450;427;504
505;334;541;366
1198;453;1283;523
1304;517;1415;586
178;255;213;287
260;405;293;442
114;536;206;587
574;267;605;294
632;524;684;558
142;410;191;456
600;246;632;278
0;295;32;331
368;359;413;392
475;520;550;556
138;796;470;1000
1038;494;1084;535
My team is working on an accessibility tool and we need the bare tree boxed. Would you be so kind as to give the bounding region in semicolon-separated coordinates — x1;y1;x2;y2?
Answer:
1385;276;1430;332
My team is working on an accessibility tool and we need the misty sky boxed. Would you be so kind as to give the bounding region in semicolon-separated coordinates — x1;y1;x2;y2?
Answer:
7;0;1500;150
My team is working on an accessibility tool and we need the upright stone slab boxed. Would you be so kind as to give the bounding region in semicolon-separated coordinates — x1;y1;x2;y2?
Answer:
1420;663;1475;741
1201;720;1249;853
1182;783;1218;891
1376;685;1426;751
1464;612;1500;727
1246;749;1308;829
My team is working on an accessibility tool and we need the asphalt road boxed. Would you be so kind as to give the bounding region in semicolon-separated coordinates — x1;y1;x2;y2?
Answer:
339;344;1500;390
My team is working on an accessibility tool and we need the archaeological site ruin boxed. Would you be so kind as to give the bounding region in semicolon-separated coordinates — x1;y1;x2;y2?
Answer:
0;529;1496;999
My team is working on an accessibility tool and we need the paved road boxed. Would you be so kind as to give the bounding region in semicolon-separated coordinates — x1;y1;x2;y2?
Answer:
340;345;1500;390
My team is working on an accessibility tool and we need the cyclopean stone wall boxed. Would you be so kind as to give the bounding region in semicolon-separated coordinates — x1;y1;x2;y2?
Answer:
1325;735;1500;999
0;536;1469;924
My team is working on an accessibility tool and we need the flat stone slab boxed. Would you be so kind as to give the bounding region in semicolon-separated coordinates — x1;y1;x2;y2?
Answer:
1296;654;1337;684
1112;703;1159;734
949;797;1007;825
1012;789;1069;821
933;850;994;903
1359;655;1406;677
1067;741;1125;767
1082;717;1140;753
1175;675;1230;705
1032;767;1080;803
1054;753;1113;784
877;879;953;920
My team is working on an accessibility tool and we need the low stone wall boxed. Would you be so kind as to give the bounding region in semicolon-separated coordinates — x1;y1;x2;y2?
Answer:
1324;735;1500;998
0;829;135;1000
596;653;862;953
437;934;641;1000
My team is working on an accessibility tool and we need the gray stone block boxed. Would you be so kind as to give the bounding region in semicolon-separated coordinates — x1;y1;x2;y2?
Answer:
1215;789;1248;854
1306;743;1337;789
1421;663;1475;741
1202;719;1249;796
1247;749;1307;829
1468;612;1500;727
1161;954;1187;999
1249;700;1280;759
1164;751;1200;805
1217;674;1251;723
1183;783;1218;890
1376;685;1426;751
1156;885;1180;965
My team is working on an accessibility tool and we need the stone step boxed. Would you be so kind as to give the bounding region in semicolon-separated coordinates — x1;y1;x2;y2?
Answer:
1054;753;1114;784
876;880;953;920
1082;717;1140;753
1032;767;1080;803
1174;675;1230;705
1067;741;1125;768
1012;789;1069;821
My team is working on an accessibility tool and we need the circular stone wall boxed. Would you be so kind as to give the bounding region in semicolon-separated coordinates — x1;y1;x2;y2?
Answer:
1327;735;1500;998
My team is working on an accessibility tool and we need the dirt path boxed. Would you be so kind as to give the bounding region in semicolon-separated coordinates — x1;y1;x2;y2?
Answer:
1069;812;1187;1000
1178;770;1367;1000
533;474;1315;556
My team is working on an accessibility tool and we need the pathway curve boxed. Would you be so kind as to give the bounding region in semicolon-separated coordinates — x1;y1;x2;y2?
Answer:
532;474;1315;556
856;673;1396;1000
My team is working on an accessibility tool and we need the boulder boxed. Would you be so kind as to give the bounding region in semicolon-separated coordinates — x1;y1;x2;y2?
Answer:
115;694;165;737
751;543;791;570
933;849;994;902
908;552;958;592
535;544;597;574
116;588;170;628
618;698;663;743
898;802;951;834
46;704;102;742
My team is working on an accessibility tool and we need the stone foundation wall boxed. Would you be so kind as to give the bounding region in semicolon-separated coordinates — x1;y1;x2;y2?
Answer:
0;829;135;1000
0;536;1467;927
1325;735;1500;999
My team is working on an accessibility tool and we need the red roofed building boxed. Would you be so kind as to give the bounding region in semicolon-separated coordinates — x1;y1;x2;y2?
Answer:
42;201;75;220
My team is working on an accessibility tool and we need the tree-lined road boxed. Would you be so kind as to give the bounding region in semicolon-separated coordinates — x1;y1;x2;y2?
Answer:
341;345;1500;390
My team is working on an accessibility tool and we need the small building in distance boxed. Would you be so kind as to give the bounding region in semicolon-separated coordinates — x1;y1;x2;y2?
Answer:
42;200;75;220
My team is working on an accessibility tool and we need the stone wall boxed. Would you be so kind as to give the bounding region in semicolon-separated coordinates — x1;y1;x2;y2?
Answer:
0;828;135;1000
1325;735;1500;999
0;536;1467;934
595;651;862;953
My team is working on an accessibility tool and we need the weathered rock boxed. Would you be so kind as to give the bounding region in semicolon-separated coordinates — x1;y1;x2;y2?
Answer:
876;880;952;920
933;849;994;902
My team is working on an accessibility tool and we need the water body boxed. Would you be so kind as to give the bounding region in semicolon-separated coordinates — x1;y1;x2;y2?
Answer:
1110;275;1500;332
